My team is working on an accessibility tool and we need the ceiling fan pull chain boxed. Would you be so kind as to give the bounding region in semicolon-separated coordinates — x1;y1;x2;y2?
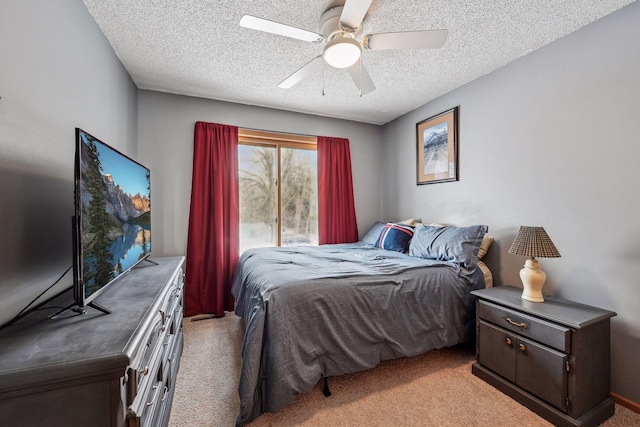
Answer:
322;60;326;96
359;60;363;97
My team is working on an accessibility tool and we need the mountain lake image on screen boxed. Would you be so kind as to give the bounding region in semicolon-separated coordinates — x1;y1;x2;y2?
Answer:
75;128;151;306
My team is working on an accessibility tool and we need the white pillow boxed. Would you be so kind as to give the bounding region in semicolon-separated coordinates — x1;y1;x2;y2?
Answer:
425;222;446;228
398;218;422;226
478;234;494;260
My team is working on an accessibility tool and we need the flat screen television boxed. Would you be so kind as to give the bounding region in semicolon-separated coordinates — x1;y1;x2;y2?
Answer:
71;128;152;314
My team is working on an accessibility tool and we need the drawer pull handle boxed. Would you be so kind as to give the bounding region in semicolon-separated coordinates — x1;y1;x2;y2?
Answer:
519;343;526;352
146;385;159;407
505;337;512;345
506;318;528;329
143;366;149;376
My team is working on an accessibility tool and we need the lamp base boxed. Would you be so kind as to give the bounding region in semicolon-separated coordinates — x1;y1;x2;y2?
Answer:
521;293;545;303
520;258;546;303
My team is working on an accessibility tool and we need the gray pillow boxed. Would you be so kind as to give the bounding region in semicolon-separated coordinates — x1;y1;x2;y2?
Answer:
409;224;488;268
361;221;386;246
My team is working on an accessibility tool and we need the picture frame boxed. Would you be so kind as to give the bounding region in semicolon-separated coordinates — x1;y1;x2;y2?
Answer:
416;106;459;185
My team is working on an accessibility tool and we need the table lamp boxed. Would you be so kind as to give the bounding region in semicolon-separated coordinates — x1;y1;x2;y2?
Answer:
508;226;561;302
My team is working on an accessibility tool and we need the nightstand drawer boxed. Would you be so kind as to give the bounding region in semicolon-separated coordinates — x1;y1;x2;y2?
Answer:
478;300;571;352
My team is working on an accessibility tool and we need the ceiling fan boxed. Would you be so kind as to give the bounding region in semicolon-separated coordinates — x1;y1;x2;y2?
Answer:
240;0;448;96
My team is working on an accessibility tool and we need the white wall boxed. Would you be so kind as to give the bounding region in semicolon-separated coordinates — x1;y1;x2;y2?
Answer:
0;0;138;326
137;91;383;257
381;2;640;402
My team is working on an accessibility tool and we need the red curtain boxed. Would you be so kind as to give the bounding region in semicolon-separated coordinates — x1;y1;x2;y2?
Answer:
317;136;359;244
184;122;239;317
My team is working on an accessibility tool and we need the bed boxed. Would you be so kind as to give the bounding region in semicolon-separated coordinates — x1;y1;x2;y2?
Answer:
231;223;492;426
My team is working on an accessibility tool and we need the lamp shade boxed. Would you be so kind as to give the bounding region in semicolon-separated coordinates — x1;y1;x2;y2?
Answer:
509;226;560;302
508;226;561;258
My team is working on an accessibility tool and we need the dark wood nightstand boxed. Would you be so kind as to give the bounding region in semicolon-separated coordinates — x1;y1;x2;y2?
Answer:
471;286;616;427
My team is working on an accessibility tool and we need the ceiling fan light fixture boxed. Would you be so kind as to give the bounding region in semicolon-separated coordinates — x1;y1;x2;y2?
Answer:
323;37;362;69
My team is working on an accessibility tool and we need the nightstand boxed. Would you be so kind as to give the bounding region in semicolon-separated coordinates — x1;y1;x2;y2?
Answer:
471;286;616;427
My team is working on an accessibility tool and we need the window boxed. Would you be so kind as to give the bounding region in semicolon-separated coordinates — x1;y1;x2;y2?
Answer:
238;129;318;253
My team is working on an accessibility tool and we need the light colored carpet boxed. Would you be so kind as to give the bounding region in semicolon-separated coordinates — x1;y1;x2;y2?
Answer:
169;314;639;427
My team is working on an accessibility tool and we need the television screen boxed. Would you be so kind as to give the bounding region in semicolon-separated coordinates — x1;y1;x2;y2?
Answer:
74;128;151;310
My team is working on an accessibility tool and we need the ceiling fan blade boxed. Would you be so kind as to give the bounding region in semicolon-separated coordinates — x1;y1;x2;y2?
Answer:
240;15;324;43
347;59;376;96
339;0;374;30
278;56;323;89
365;29;448;50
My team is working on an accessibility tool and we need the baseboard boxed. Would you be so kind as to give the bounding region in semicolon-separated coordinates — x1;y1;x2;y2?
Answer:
611;392;640;414
190;314;219;322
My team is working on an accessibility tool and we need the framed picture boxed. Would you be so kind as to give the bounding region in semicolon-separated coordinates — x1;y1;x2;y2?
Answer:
416;106;459;185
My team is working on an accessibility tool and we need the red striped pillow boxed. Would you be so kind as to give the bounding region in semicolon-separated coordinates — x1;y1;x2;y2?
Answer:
375;223;415;253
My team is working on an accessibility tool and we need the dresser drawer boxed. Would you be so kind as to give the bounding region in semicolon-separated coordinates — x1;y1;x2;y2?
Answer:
478;300;571;352
127;276;180;406
128;378;164;427
127;314;164;405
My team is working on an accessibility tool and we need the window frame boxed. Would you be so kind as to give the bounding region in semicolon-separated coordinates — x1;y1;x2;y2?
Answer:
238;129;317;247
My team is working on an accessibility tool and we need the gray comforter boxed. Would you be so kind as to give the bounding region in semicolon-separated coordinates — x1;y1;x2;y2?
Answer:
232;242;485;426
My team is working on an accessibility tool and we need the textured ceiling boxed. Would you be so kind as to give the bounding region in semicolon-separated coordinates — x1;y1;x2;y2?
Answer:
82;0;634;125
